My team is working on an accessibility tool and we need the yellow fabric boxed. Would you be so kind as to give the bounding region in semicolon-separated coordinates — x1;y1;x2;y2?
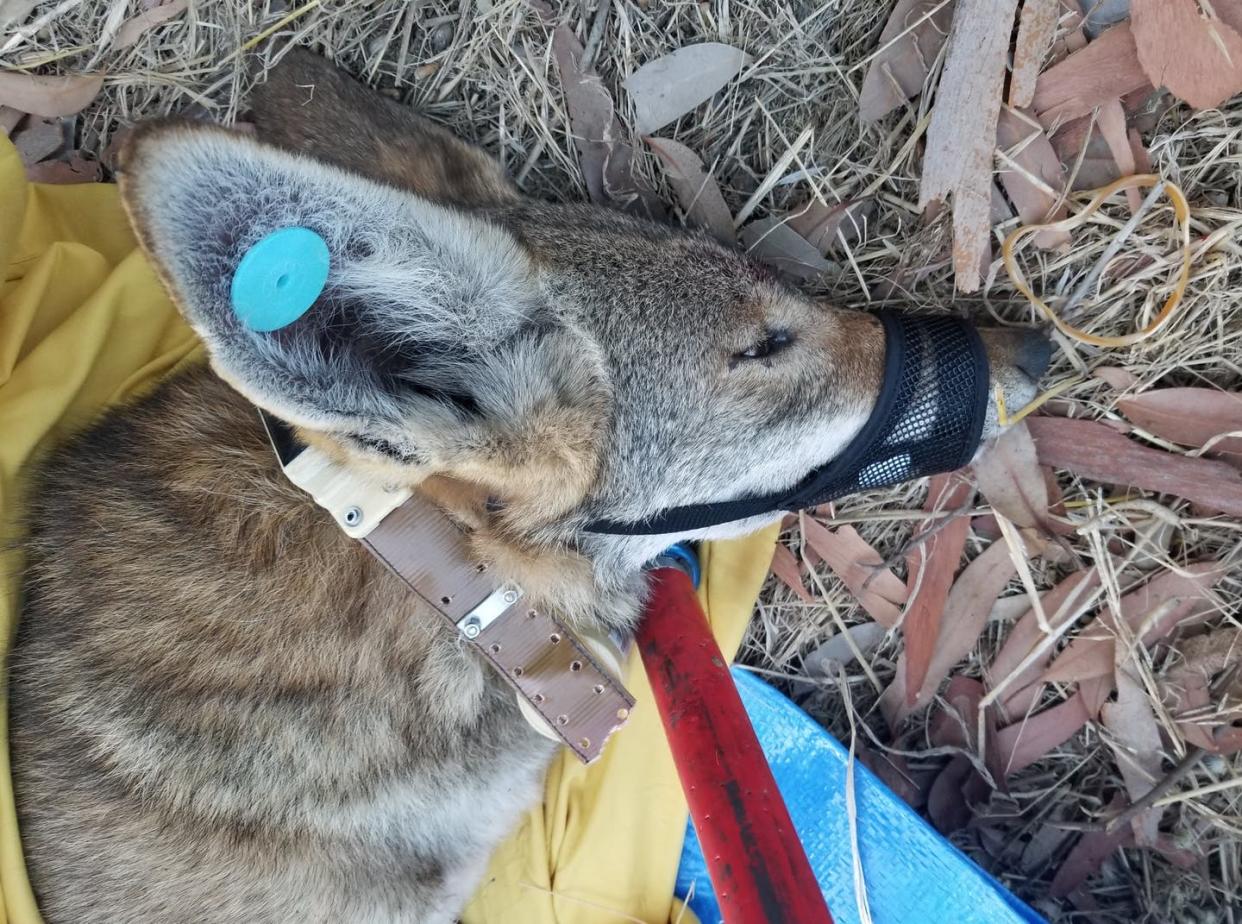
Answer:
462;534;778;924
0;131;778;924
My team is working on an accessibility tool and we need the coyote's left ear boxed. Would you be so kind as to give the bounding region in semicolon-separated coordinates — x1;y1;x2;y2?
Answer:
118;122;608;506
249;47;519;208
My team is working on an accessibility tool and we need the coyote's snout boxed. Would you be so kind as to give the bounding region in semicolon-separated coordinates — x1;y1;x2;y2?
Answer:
11;49;1049;923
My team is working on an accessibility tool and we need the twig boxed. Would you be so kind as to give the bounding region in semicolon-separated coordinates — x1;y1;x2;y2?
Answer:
579;0;610;72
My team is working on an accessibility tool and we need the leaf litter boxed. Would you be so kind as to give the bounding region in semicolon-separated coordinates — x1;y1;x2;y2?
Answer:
11;0;1242;916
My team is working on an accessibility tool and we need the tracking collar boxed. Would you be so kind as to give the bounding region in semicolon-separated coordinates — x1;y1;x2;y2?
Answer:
260;412;634;764
585;312;990;535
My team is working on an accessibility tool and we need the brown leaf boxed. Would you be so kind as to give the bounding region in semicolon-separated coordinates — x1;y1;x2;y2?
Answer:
1131;0;1242;110
1129;127;1153;173
1080;674;1114;720
785;198;874;255
738;218;833;283
644;136;733;242
927;754;976;834
552;26;618;206
996;692;1090;777
1093;365;1139;391
901;473;974;703
551;27;662;218
11;115;62;166
1032;23;1152;129
927;675;998;828
987;568;1102;721
1117;388;1242;466
1046;84;1162;187
1042;562;1228;686
930;676;992;760
859;0;957;122
1046;7;1089;67
1051;802;1134;898
1102;646;1164;846
113;0;188;51
1052;122;1128;189
1040;631;1115;686
995;107;1070;249
973;421;1067;554
1010;0;1061;108
1220;0;1242;33
1163;627;1242;752
769;543;813;603
1096;97;1141;212
1027;415;1242;518
919;0;1020;292
0;72;103;119
622;43;750;136
25;153;101;184
801;519;906;627
908;541;1017;713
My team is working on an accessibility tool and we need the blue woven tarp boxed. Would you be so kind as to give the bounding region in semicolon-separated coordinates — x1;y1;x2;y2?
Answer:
674;667;1046;924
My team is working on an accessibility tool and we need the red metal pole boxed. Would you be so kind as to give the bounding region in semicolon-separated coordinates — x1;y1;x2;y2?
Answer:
637;566;834;924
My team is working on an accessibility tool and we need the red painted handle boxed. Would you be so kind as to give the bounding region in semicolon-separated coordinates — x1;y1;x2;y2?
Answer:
637;567;834;924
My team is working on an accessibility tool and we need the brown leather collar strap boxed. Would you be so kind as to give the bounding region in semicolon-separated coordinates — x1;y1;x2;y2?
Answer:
260;413;634;764
361;496;634;762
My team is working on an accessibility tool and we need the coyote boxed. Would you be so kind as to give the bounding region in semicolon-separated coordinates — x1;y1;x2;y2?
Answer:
10;50;1049;923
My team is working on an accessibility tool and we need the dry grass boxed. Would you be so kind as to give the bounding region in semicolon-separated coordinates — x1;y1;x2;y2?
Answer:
5;0;1242;919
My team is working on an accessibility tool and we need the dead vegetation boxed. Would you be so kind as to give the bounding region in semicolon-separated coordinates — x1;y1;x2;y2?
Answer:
3;0;1242;919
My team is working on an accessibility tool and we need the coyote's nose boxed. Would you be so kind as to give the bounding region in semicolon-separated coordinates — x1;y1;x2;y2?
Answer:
1014;329;1052;380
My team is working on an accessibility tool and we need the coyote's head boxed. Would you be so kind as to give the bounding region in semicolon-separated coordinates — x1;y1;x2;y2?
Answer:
120;49;1049;591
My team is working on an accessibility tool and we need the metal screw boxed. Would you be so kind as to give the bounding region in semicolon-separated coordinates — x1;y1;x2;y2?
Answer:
502;589;519;604
461;617;481;639
343;506;363;527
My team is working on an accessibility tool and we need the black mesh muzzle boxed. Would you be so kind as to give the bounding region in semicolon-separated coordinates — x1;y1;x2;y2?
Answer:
585;312;990;536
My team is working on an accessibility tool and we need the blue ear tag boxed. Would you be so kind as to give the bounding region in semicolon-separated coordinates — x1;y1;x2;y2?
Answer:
230;227;330;332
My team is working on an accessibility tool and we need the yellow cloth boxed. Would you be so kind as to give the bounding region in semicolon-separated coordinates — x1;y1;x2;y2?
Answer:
0;132;778;924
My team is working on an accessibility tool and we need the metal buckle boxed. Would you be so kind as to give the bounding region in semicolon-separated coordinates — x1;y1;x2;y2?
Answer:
457;585;523;638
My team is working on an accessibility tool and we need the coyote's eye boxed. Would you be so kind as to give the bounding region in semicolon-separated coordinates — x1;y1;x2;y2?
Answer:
735;329;795;362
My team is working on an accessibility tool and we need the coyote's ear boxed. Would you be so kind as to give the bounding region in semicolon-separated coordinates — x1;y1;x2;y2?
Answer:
118;122;606;502
249;47;518;208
